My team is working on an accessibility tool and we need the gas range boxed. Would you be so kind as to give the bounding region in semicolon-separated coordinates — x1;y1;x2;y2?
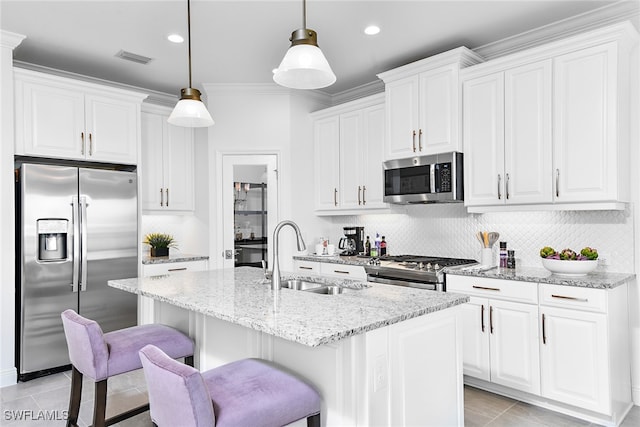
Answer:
363;255;478;291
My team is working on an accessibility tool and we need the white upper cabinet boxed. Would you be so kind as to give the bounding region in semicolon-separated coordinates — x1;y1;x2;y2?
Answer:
553;42;624;203
463;60;552;207
312;94;388;215
14;68;146;164
462;22;637;212
378;47;483;160
141;105;195;212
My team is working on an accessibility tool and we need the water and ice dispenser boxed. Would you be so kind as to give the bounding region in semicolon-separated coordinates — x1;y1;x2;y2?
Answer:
37;219;68;262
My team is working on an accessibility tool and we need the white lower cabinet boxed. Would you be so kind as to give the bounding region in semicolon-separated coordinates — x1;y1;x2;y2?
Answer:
448;276;539;395
292;259;366;281
448;274;632;426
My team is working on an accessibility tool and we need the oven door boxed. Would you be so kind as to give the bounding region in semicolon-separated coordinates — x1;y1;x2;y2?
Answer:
366;273;441;291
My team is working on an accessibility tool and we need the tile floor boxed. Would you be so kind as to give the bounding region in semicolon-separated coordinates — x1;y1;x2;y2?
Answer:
1;370;639;426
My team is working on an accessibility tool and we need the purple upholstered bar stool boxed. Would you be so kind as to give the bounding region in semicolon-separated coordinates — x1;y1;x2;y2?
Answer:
61;309;194;427
139;344;321;427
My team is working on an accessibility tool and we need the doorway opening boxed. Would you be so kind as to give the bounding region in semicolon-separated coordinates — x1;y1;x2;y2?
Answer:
233;165;267;267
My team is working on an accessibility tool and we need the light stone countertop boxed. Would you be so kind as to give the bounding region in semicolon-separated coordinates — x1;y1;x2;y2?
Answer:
293;254;370;265
108;267;469;347
446;266;634;289
142;253;209;265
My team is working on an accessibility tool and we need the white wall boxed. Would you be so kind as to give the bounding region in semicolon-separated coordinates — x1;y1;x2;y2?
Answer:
0;31;25;387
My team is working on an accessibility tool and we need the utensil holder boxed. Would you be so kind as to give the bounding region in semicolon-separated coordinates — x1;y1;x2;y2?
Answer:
481;248;493;266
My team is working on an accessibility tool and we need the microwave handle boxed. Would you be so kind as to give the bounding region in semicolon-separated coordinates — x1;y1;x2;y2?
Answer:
430;164;436;193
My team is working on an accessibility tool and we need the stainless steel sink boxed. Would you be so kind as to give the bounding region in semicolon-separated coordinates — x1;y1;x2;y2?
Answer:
282;280;324;291
305;285;344;295
281;280;344;295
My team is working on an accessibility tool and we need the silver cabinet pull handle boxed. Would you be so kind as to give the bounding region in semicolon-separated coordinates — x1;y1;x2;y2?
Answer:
506;173;510;200
551;294;588;302
418;129;423;151
299;266;313;270
489;305;494;334
89;133;93;156
481;304;485;332
168;267;187;272
333;270;350;274
473;285;501;291
542;313;547;344
334;188;338;206
165;188;169;207
358;186;361;205
497;174;502;200
555;169;560;197
362;185;366;205
81;132;85;155
160;188;164;207
412;130;417;152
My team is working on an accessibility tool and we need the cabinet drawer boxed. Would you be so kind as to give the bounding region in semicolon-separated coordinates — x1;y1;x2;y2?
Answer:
446;274;538;304
293;260;320;274
319;263;367;280
539;283;607;313
143;260;208;276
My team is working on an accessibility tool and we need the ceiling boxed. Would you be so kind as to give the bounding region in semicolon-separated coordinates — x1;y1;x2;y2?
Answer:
1;1;634;98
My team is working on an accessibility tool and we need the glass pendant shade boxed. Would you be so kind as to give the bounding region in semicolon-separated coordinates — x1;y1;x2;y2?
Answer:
168;88;214;127
273;43;336;89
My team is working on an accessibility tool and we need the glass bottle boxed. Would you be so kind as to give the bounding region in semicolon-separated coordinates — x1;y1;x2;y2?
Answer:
507;250;516;269
499;242;508;268
365;236;371;257
380;236;387;256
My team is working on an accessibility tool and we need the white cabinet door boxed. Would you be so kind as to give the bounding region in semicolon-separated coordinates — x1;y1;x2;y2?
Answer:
418;64;460;154
489;299;540;395
339;110;363;209
504;60;553;205
463;73;505;206
164;123;194;211
84;94;138;164
385;75;419;160
459;297;490;381
141;112;165;210
361;104;386;208
314;116;341;210
16;80;86;159
553;42;618;203
540;306;610;414
141;108;195;212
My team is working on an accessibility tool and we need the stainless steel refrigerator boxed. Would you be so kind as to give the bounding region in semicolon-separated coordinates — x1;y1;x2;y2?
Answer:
16;162;138;381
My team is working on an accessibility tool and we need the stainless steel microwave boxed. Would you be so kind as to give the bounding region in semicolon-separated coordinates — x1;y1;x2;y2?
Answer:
383;152;464;204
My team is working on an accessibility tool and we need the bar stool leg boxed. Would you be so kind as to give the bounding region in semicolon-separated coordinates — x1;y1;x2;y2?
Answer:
185;355;194;367
307;413;321;427
66;367;83;427
93;379;108;427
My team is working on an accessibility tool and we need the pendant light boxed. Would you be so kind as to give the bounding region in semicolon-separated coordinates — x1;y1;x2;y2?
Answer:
168;0;214;127
273;0;336;90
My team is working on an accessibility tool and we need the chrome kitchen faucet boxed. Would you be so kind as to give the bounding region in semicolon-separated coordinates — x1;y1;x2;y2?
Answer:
271;220;306;290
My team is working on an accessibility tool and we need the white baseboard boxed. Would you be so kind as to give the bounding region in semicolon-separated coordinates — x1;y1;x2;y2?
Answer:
633;385;640;405
0;367;17;388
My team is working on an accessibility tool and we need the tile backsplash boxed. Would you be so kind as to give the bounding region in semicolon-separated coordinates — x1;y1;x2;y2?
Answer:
335;204;635;273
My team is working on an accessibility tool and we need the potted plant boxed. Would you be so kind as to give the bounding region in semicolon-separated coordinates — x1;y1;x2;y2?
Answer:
143;233;177;257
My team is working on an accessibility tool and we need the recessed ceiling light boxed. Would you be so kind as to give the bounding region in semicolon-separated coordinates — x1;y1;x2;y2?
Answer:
167;34;184;43
364;25;380;36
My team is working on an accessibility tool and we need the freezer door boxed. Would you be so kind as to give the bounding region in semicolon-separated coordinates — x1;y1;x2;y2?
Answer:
79;168;138;333
18;164;78;375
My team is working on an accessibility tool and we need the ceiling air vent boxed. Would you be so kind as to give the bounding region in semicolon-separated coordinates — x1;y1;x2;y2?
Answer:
115;50;153;65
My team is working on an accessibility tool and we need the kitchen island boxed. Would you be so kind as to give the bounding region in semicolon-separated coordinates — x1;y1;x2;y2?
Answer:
109;267;469;426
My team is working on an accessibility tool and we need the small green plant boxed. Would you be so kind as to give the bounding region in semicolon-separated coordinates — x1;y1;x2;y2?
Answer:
143;233;177;249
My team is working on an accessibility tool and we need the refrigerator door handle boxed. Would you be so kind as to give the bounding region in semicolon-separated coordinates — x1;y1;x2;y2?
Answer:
72;196;80;292
80;196;89;291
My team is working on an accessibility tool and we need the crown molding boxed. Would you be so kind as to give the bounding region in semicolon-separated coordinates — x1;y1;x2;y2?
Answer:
0;30;26;50
330;80;385;106
474;0;640;60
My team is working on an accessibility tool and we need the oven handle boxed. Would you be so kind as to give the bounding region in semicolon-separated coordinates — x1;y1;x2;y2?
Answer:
367;274;437;291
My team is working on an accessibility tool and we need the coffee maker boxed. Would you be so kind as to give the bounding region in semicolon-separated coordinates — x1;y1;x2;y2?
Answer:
341;226;365;256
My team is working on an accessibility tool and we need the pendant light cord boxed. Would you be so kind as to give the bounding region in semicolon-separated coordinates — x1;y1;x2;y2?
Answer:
302;0;306;29
187;0;193;88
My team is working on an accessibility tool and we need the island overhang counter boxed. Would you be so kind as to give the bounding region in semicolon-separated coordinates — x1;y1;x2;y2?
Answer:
109;267;469;426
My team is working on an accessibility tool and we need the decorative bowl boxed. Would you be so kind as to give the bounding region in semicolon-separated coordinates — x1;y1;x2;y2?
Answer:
541;258;598;276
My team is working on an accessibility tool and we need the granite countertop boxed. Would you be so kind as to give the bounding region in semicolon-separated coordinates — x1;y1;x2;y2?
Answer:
293;254;369;266
142;253;209;265
109;267;469;347
446;266;635;289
